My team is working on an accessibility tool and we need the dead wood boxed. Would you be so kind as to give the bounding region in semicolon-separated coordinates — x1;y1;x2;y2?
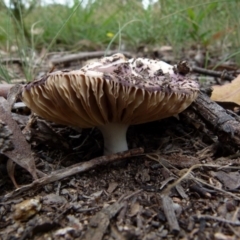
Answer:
0;57;24;65
50;50;133;65
186;91;240;147
191;66;235;81
161;195;180;234
82;202;124;240
7;84;22;109
2;148;144;201
193;214;240;226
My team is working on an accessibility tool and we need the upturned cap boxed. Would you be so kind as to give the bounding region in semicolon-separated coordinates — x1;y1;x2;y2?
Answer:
21;54;199;128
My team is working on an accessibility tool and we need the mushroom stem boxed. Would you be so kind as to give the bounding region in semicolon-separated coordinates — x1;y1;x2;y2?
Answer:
98;123;129;155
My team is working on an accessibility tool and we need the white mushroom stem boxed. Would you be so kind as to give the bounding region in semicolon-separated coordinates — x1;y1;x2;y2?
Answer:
98;123;129;155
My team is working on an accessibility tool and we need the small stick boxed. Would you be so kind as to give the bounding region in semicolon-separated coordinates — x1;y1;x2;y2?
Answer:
191;66;235;81
50;50;133;65
193;214;240;226
3;148;144;201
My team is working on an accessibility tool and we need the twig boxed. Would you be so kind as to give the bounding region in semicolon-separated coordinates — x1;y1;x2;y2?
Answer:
0;57;24;65
50;50;133;65
122;189;143;201
160;162;240;201
2;148;144;201
191;66;235;81
193;214;240;226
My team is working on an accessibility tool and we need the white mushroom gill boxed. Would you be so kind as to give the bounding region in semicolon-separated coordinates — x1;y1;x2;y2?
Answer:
98;123;129;155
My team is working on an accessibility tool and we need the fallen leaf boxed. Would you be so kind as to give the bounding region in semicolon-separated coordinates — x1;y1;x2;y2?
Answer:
107;182;118;194
213;171;240;190
0;97;38;180
129;202;141;217
211;75;240;104
42;193;67;205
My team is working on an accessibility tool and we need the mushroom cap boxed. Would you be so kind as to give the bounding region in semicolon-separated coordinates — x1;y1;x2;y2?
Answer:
21;54;199;128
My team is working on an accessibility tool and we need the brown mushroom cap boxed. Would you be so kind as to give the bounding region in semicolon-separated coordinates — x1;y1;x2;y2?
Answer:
21;54;199;129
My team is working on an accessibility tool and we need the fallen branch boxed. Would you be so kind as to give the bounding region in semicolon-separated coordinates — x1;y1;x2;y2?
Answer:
0;57;24;65
185;91;240;147
50;50;133;65
193;214;240;226
2;148;144;201
191;66;235;81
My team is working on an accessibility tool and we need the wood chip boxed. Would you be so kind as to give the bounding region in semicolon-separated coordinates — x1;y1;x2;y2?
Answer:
161;195;180;234
82;201;124;240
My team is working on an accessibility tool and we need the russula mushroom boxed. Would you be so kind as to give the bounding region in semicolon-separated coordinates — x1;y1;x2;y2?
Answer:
21;54;199;155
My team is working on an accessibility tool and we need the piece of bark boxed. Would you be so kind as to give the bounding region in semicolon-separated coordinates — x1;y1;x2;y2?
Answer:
50;50;133;65
7;84;23;109
187;91;240;147
161;195;180;234
0;57;24;65
82;202;124;240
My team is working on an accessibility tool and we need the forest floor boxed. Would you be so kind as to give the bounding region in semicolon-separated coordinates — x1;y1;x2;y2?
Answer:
0;47;240;240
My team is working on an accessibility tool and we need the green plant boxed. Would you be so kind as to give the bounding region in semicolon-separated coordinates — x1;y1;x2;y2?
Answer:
184;2;217;46
0;0;240;82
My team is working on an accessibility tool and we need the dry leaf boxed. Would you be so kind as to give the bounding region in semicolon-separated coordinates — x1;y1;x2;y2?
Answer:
129;202;141;217
211;75;240;104
0;97;38;180
213;171;240;190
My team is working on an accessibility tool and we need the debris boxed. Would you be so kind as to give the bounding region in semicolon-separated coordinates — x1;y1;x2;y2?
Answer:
0;84;14;99
212;171;240;190
82;201;124;240
0;97;38;182
107;182;119;194
13;198;41;221
42;193;67;205
161;195;180;235
3;148;144;200
211;74;240;104
192;66;235;81
190;91;240;147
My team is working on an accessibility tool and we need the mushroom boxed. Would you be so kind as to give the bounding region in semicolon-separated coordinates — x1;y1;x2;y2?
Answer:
21;54;199;155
